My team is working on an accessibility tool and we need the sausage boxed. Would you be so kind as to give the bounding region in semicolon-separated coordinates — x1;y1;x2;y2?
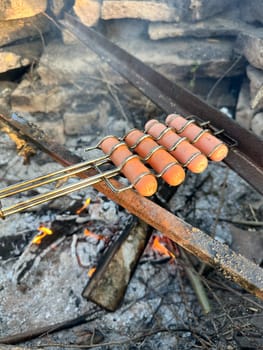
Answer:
124;129;185;186
165;114;228;161
145;120;208;174
99;136;158;196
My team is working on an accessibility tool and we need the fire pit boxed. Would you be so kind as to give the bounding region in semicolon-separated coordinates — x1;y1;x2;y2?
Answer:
0;1;263;349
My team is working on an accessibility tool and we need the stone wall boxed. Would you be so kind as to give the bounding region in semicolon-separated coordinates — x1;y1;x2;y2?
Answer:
0;0;262;144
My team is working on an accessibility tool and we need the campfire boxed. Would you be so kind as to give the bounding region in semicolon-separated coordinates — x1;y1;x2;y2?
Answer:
31;225;53;245
0;1;263;349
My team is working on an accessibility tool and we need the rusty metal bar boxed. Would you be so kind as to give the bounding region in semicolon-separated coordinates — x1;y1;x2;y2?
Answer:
0;110;262;300
61;15;263;195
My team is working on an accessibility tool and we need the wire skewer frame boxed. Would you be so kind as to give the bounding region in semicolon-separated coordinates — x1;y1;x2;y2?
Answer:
0;155;124;219
0;114;231;219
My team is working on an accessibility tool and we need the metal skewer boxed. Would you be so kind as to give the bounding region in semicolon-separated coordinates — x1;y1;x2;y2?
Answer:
0;156;121;219
0;156;108;199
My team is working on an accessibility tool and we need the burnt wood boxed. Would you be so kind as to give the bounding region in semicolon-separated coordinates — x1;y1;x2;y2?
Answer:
83;218;151;311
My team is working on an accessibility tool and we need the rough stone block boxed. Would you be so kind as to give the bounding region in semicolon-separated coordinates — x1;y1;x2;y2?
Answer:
0;0;47;20
11;79;76;113
189;0;237;21
104;19;147;41
235;79;253;130
246;65;263;110
0;14;52;47
0;41;42;73
148;17;253;40
101;0;182;22
74;0;101;27
63;100;110;135
251;113;263;138
236;31;263;70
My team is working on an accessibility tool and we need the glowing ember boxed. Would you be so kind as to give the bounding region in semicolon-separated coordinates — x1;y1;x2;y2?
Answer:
88;266;96;277
151;236;175;260
76;197;91;215
32;225;53;245
84;228;104;240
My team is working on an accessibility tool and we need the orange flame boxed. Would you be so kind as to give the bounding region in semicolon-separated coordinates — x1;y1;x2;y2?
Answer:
32;226;53;245
152;236;175;260
84;228;105;241
76;198;91;215
88;266;96;277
